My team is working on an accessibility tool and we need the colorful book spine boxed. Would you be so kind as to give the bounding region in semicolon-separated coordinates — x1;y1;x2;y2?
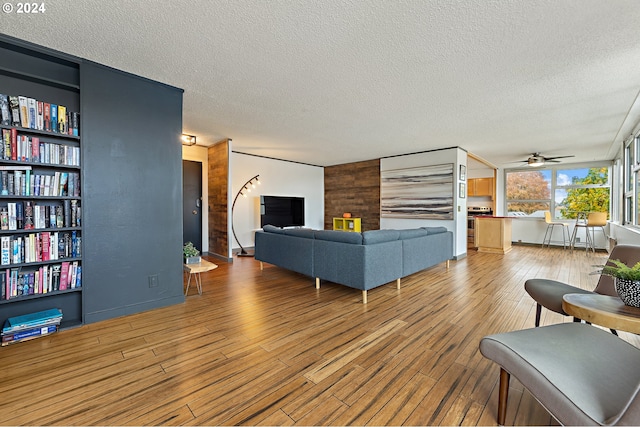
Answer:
18;96;28;128
50;104;57;133
57;105;66;134
43;103;51;132
2;325;58;346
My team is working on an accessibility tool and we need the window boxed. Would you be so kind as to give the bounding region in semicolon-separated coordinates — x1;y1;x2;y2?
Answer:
506;170;551;217
506;165;610;219
623;135;640;226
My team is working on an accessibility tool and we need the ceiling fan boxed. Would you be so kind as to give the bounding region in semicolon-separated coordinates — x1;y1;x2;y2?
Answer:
520;152;575;167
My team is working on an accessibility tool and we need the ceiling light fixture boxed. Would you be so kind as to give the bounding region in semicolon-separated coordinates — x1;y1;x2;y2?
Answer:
181;134;197;146
527;156;545;167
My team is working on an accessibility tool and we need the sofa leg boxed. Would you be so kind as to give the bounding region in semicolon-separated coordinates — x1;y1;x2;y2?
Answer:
362;290;367;304
260;261;263;271
396;278;401;289
315;278;320;289
446;259;450;269
498;368;510;426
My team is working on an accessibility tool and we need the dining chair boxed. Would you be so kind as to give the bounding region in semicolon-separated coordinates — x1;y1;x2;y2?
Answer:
524;244;640;329
541;211;570;249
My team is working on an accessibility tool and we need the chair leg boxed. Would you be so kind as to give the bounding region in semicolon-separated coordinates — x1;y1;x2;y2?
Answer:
541;225;551;248
535;303;541;327
585;226;595;253
498;368;510;426
570;225;578;252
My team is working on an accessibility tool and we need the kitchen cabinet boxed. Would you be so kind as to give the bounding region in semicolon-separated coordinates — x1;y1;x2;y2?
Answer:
468;178;494;198
475;216;513;254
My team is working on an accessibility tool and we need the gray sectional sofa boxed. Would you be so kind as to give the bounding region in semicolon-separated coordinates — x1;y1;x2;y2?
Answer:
254;225;453;303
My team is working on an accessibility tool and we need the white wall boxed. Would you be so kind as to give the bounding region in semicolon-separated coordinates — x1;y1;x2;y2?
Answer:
380;148;467;258
182;144;209;253
512;217;613;248
231;152;324;251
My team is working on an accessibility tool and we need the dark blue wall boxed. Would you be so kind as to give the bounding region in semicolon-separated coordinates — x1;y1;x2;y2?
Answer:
81;62;184;323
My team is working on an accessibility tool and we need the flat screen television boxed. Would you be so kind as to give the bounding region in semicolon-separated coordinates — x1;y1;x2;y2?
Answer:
260;195;305;228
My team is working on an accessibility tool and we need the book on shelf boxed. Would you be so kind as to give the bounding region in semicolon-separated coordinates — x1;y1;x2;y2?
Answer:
1;324;58;346
7;203;16;231
57;105;66;134
36;101;44;131
0;94;10;126
8;96;20;127
70;260;78;288
51;264;61;291
50;103;57;134
43;103;51;132
59;261;69;290
15;201;23;230
2;307;62;333
27;98;36;130
18;96;28;128
71;112;79;136
1;236;9;266
10;127;16;160
23;201;34;230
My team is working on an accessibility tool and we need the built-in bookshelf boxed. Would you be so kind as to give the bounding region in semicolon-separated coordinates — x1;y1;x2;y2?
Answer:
0;40;82;330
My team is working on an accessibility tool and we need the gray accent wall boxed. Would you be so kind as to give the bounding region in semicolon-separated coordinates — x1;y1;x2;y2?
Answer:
81;62;184;323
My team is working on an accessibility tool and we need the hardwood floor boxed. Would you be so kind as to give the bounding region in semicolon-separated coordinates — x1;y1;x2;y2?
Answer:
0;245;636;426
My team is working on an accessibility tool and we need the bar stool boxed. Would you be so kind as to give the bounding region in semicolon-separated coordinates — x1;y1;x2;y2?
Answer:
570;211;589;252
585;212;608;253
542;211;570;249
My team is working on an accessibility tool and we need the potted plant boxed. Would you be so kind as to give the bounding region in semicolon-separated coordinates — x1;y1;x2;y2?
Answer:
183;242;201;264
600;259;640;307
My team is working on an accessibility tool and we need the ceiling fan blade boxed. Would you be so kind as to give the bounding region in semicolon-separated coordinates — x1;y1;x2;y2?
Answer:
544;155;574;161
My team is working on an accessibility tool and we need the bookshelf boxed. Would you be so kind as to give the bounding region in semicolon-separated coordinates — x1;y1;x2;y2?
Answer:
0;40;83;330
333;217;361;232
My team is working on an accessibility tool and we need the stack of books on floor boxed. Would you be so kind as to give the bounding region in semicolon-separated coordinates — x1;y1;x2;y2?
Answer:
1;308;62;346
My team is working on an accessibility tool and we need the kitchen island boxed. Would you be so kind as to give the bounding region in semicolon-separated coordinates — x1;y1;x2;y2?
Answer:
474;216;513;254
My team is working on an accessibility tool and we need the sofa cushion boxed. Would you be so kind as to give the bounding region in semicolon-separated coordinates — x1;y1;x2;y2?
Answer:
362;229;400;245
263;224;285;234
315;230;363;244
423;226;448;235
398;228;429;240
284;228;315;239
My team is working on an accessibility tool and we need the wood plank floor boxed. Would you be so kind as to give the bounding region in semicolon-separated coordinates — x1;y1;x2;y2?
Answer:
1;245;637;426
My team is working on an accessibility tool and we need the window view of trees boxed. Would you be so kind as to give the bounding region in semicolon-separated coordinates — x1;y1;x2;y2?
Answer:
506;170;551;215
558;167;609;219
506;167;609;218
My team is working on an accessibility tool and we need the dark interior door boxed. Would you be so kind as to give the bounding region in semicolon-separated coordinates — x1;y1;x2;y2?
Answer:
183;160;202;252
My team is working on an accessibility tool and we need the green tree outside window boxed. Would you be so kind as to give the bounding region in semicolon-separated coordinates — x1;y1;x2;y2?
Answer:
559;167;609;219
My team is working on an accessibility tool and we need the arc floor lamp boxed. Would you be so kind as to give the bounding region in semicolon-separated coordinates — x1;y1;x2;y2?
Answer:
231;174;260;257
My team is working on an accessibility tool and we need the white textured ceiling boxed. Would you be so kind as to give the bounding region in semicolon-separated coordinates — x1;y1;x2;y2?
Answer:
3;0;640;167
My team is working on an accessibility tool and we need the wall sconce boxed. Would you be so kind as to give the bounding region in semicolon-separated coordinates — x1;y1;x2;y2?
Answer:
181;134;197;146
232;174;261;257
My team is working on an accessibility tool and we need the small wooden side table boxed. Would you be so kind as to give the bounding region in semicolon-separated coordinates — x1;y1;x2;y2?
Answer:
562;293;640;334
183;259;218;296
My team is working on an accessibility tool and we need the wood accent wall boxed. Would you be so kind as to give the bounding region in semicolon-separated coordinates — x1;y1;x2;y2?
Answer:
208;140;230;257
324;159;381;231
